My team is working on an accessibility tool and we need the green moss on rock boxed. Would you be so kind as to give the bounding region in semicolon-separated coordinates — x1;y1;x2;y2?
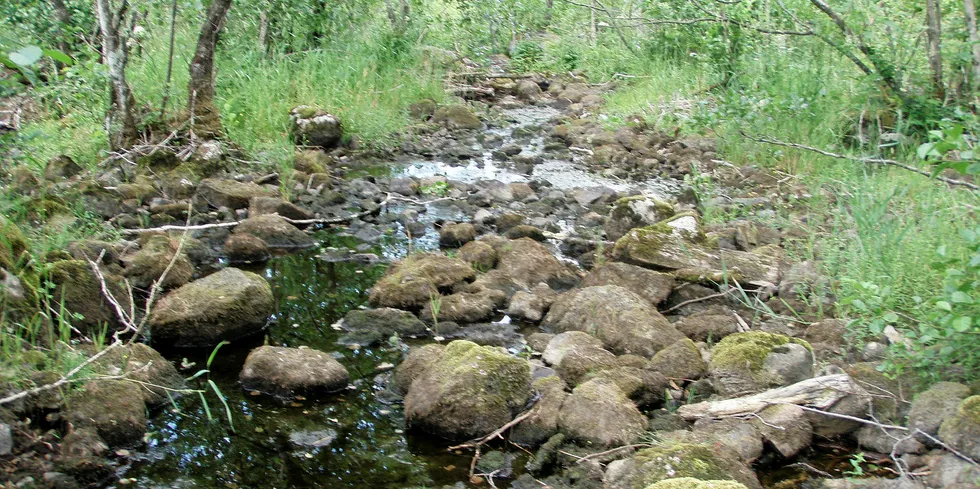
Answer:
607;442;761;489
46;260;130;333
710;332;810;372
368;253;476;309
403;340;532;440
938;395;980;459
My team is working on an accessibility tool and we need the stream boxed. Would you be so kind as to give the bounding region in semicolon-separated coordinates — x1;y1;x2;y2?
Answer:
116;106;854;489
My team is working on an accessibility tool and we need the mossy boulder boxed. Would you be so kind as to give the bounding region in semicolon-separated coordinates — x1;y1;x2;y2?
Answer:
557;377;646;447
223;233;271;264
393;344;445;394
604;443;761;489
543;285;685;357
149;267;274;347
368;253;476;309
196;178;278;210
122;235;194;289
543;331;618;386
408;98;437;120
605;196;675;241
46;260;131;334
473;238;578;295
293;149;332;174
432;105;482;130
420;289;506;324
0;267;40;321
0;217;29;271
91;343;183;406
907;382;971;438
233;214;314;249
248;197;313;221
439;222;477;248
240;346;350;398
66;380;147;447
403;340;533;440
339;307;428;346
458;240;498;271
649;338;707;381
511;375;568;447
289;106;344;149
844;362;913;422
504;225;547;241
44;154;83;180
940;405;980;452
751;404;813;458
612;224;781;284
645;478;749;489
708;332;813;396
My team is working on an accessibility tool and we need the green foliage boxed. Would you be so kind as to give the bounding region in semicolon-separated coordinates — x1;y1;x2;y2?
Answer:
420;181;451;196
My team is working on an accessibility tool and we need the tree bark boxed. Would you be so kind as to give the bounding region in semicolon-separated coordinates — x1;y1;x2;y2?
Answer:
926;0;945;100
50;0;72;55
258;9;269;55
187;0;233;137
963;0;980;96
94;0;139;150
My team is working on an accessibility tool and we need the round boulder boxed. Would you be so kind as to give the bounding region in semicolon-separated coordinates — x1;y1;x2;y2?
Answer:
289;106;343;149
240;346;350;397
149;267;274;347
403;340;533;440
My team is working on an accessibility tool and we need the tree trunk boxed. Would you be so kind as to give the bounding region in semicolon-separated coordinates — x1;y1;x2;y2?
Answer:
94;0;139;150
926;0;945;100
259;9;269;55
545;0;553;27
963;0;980;96
590;0;597;46
50;0;72;55
187;0;233;137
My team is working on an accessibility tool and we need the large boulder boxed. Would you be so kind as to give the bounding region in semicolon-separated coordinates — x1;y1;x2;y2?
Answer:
505;283;558;323
439;223;477;248
0;217;30;271
907;382;971;439
707;332;813;396
938;395;980;460
403;341;533;440
558;377;646;447
581;262;675;307
338;307;428;345
543;285;685;357
233;215;314;249
420;289;506;324
66;380;146;447
751;404;813;458
432;105;482;130
149;268;274;347
289;106;343;149
603;442;761;489
91;343;183;406
240;346;350;397
613;224;781;284
604;196;675;242
368;253;475;309
248;197;313;221
196;178;277;209
122;235;194;289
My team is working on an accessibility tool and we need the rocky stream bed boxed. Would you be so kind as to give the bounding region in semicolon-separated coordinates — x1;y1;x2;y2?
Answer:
1;76;979;489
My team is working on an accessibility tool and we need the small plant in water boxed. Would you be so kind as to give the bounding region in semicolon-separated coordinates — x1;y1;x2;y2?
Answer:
843;452;871;477
420;181;451;197
428;292;443;340
186;340;236;432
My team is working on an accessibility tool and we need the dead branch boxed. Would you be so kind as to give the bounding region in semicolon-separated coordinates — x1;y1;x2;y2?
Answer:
677;374;869;420
447;408;537;452
742;132;980;191
566;444;652;464
0;341;122;406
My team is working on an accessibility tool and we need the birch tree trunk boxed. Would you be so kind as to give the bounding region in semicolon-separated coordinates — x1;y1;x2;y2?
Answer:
926;0;945;100
187;0;233;137
258;9;269;55
94;0;139;150
963;0;980;95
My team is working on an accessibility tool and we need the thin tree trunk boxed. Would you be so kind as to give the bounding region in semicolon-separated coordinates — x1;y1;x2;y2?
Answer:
160;0;178;119
50;0;72;55
590;0;597;46
258;9;269;55
963;0;980;95
926;0;945;100
94;0;139;150
545;0;553;27
187;0;233;137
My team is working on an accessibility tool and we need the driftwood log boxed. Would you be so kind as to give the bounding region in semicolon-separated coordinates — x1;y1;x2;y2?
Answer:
677;374;870;421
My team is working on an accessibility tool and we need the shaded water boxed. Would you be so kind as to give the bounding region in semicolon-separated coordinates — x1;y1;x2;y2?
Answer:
118;106;858;489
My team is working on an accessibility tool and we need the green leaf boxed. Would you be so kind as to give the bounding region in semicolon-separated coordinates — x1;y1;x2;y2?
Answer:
42;48;73;65
951;291;973;304
951;316;972;332
883;312;899;323
8;45;43;66
936;301;953;312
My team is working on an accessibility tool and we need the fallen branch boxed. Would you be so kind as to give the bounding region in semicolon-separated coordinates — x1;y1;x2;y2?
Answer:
677;374;868;420
121;196;391;235
565;444;652;464
447;399;540;478
742;132;979;191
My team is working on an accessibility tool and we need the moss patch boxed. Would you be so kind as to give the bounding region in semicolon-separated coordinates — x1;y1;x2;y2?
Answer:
710;332;811;372
645;478;748;489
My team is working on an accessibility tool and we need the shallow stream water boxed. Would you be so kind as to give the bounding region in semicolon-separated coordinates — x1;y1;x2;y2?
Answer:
118;106;853;489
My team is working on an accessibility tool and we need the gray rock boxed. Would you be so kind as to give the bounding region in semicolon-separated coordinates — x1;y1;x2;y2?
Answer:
339;307;428;345
558;377;646;447
240;346;350;397
762;342;814;385
907;382;971;438
543;285;685;357
604;196;675;241
505;283;558;322
856;424;924;455
439;223;477;248
692;418;764;462
289;106;343;149
0;423;11;456
234;214;314;249
580;262;675;307
197;178;277;209
752;404;813;458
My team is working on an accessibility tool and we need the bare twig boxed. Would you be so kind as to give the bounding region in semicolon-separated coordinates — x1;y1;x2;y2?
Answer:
743;132;979;191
